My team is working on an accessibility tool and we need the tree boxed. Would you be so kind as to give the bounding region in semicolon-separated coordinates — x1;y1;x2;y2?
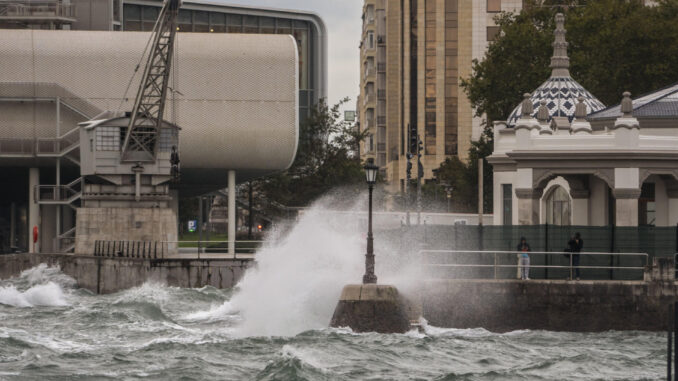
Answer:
462;0;678;123
253;98;368;208
448;0;678;213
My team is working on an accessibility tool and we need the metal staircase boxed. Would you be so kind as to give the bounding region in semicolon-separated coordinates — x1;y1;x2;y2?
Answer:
35;177;82;206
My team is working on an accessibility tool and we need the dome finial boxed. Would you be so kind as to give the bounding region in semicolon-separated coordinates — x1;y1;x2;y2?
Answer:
550;13;570;77
575;96;587;119
521;93;534;116
537;100;549;122
621;91;633;117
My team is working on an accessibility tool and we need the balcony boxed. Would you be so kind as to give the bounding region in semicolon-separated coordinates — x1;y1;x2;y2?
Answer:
0;1;76;23
377;63;386;73
377;116;386;126
377;89;386;100
377;35;386;45
363;93;375;106
364;66;375;79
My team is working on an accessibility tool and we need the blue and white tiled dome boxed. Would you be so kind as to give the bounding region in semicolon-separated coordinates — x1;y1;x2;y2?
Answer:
506;13;605;127
507;76;605;127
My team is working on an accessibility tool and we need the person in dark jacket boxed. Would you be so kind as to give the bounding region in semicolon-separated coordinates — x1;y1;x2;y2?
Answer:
516;237;531;280
567;232;583;280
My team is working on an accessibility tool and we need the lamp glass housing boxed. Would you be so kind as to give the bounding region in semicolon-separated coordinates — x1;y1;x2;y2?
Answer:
364;161;378;185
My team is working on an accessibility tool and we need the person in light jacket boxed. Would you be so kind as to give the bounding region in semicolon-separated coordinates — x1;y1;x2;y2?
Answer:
516;237;531;280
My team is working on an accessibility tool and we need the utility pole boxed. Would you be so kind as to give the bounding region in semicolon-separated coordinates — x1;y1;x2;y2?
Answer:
478;158;484;226
417;135;423;225
248;181;253;239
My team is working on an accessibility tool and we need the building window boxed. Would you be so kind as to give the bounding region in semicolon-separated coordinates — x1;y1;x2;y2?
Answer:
367;31;375;50
487;26;500;41
158;128;178;152
502;184;512;225
193;11;209;32
209;12;225;33
95;127;120;151
546;186;571;226
178;10;191;32
487;0;502;12
226;14;242;33
639;182;656;226
123;4;141;31
142;6;158;31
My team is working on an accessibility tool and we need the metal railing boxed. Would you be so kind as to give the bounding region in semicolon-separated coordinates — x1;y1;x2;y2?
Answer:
94;240;168;259
169;240;265;259
421;250;649;280
0;138;34;155
0;2;75;19
35;177;81;203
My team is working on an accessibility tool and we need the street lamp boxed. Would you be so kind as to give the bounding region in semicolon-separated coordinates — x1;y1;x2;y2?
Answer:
363;159;378;284
445;186;453;213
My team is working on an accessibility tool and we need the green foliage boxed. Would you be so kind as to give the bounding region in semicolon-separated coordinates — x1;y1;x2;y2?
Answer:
461;0;678;123
451;0;678;214
254;98;368;207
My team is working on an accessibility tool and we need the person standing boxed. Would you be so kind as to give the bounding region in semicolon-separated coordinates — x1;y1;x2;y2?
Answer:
567;233;583;280
516;237;531;280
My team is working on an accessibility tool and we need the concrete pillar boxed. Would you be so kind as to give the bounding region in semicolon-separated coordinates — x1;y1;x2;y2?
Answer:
613;189;640;227
515;188;543;225
613;168;640;227
9;202;16;250
28;167;40;252
228;170;236;257
169;189;179;234
570;188;590;226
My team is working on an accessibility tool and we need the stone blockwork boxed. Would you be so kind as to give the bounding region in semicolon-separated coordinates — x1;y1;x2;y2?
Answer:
421;278;678;332
75;207;178;255
0;253;252;294
330;284;411;333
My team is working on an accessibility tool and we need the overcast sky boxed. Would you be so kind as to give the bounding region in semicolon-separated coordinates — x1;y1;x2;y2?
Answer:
218;0;362;111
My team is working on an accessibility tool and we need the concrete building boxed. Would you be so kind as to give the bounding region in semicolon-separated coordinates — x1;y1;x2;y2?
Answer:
357;0;521;190
488;13;678;227
0;0;328;254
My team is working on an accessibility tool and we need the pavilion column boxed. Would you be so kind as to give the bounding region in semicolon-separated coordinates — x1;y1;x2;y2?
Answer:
515;188;543;225
228;170;236;257
668;187;678;226
613;188;640;227
570;190;590;226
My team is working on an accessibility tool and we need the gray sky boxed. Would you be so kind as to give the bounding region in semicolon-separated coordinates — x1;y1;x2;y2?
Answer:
218;0;362;111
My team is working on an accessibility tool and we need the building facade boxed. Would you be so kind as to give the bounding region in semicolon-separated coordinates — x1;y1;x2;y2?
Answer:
0;0;327;123
358;0;522;191
0;0;326;254
489;13;678;228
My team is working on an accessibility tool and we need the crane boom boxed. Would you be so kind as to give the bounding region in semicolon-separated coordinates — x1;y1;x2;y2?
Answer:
121;0;181;162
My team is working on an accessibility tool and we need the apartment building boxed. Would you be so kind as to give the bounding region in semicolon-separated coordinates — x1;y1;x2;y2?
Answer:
358;0;520;191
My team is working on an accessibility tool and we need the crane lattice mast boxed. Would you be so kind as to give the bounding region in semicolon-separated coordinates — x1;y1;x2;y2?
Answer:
121;0;181;162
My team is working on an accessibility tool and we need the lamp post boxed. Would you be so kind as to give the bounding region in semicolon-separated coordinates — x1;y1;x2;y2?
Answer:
363;159;378;284
445;186;453;213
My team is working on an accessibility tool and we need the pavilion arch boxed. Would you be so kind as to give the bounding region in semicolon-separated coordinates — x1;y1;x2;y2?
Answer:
541;181;572;226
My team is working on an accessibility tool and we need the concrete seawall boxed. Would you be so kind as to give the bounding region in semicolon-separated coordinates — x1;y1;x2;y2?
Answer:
420;279;676;332
0;253;252;294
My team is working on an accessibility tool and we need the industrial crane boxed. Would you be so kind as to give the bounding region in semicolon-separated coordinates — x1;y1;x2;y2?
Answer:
75;0;183;256
122;0;181;163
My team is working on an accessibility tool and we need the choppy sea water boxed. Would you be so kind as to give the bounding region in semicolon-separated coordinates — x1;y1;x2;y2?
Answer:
0;264;667;381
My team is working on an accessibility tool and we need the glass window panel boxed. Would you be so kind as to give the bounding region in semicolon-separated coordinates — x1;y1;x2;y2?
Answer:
142;6;158;20
243;15;258;33
194;11;208;24
487;26;500;41
210;12;225;25
124;4;140;21
226;14;242;32
277;19;292;34
178;10;191;32
487;0;501;12
260;17;275;33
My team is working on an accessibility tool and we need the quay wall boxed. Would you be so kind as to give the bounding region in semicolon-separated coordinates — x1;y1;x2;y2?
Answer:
0;253;252;294
419;279;676;332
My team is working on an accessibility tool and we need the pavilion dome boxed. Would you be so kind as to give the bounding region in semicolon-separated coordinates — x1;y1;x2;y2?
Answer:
507;13;605;127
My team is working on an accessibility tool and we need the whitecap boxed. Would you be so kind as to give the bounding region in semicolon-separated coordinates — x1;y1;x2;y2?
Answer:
0;282;69;308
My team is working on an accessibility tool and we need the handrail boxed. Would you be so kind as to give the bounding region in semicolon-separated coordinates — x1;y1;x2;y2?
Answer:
420;250;649;280
164;240;266;259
